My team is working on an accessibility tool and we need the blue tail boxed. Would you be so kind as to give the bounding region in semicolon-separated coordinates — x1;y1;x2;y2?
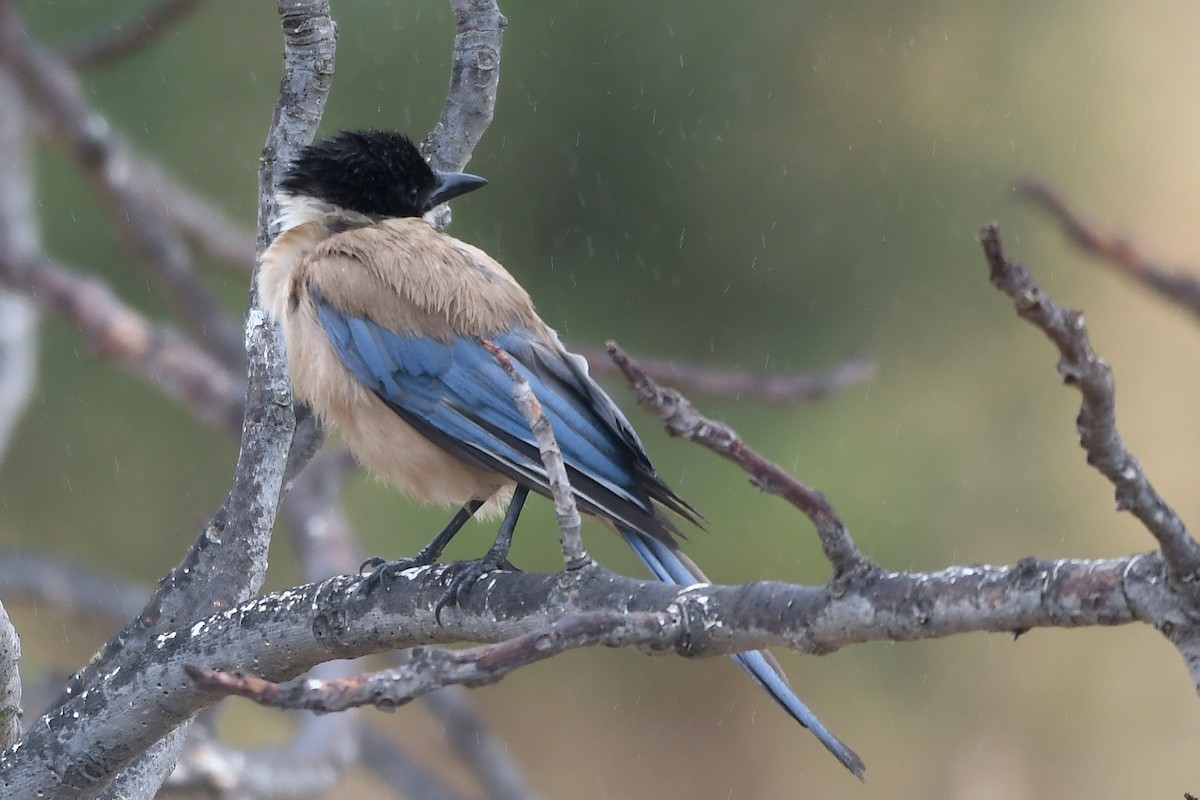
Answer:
618;528;865;779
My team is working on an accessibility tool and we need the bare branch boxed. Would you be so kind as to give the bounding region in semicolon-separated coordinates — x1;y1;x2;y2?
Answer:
483;338;588;568
423;0;507;173
0;4;245;367
978;224;1200;582
575;342;872;405
0;601;21;751
607;341;873;580
1019;178;1200;319
187;612;642;712
0;255;244;434
0;539;1180;798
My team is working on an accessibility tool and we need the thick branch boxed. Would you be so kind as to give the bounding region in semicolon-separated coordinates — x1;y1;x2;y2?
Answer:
422;0;507;173
978;225;1200;582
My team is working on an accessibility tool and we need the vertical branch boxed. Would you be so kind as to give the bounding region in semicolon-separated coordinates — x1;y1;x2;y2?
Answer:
0;601;20;752
423;0;507;171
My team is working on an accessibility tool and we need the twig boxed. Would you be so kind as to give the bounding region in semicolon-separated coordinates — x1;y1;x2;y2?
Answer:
575;343;872;405
185;612;650;712
61;0;208;71
978;224;1200;582
1019;178;1200;318
606;341;873;580
482;338;588;569
0;4;245;368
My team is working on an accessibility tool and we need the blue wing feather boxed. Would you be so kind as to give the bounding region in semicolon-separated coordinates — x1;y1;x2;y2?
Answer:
314;292;676;536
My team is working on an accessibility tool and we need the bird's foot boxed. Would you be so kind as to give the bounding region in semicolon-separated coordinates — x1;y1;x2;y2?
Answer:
434;549;520;622
355;553;438;596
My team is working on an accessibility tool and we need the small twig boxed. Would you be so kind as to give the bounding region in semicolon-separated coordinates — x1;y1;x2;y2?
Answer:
575;343;871;405
1019;178;1200;319
607;341;872;580
481;338;588;569
978;224;1200;582
61;0;208;71
186;612;642;712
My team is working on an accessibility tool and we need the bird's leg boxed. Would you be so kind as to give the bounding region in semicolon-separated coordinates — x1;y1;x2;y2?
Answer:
358;499;486;594
435;486;529;621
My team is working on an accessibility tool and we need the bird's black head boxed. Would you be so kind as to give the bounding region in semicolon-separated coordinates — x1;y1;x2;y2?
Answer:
279;130;487;219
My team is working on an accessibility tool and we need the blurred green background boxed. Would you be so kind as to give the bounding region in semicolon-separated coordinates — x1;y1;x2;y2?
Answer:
4;0;1200;797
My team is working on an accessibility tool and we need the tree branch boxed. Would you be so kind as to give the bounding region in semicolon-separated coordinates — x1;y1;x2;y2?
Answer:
978;224;1200;582
607;341;873;580
0;3;245;368
0;255;244;434
1019;178;1200;319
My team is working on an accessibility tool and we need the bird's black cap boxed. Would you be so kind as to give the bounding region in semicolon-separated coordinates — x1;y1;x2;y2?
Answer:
279;130;487;219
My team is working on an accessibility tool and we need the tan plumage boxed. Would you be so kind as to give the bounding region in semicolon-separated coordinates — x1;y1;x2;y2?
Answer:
259;214;538;516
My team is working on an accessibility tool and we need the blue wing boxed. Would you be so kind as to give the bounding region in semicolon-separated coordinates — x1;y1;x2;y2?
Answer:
313;290;694;541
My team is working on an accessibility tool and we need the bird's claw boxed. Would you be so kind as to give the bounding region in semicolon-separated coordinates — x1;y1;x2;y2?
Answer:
433;552;519;622
355;554;434;597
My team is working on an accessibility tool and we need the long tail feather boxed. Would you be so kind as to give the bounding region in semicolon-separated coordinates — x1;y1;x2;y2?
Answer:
617;527;866;780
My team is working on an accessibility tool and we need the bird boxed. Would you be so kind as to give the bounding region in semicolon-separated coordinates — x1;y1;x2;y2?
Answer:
258;129;865;778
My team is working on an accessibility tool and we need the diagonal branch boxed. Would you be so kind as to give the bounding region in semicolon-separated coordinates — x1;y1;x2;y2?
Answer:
1019;178;1200;319
978;224;1200;582
607;341;874;580
0;255;244;434
0;4;245;368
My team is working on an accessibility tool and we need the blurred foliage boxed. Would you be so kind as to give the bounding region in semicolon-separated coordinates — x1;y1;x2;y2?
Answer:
3;0;1200;797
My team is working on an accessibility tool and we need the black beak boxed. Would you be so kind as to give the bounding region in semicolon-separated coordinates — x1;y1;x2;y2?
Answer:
421;170;488;210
